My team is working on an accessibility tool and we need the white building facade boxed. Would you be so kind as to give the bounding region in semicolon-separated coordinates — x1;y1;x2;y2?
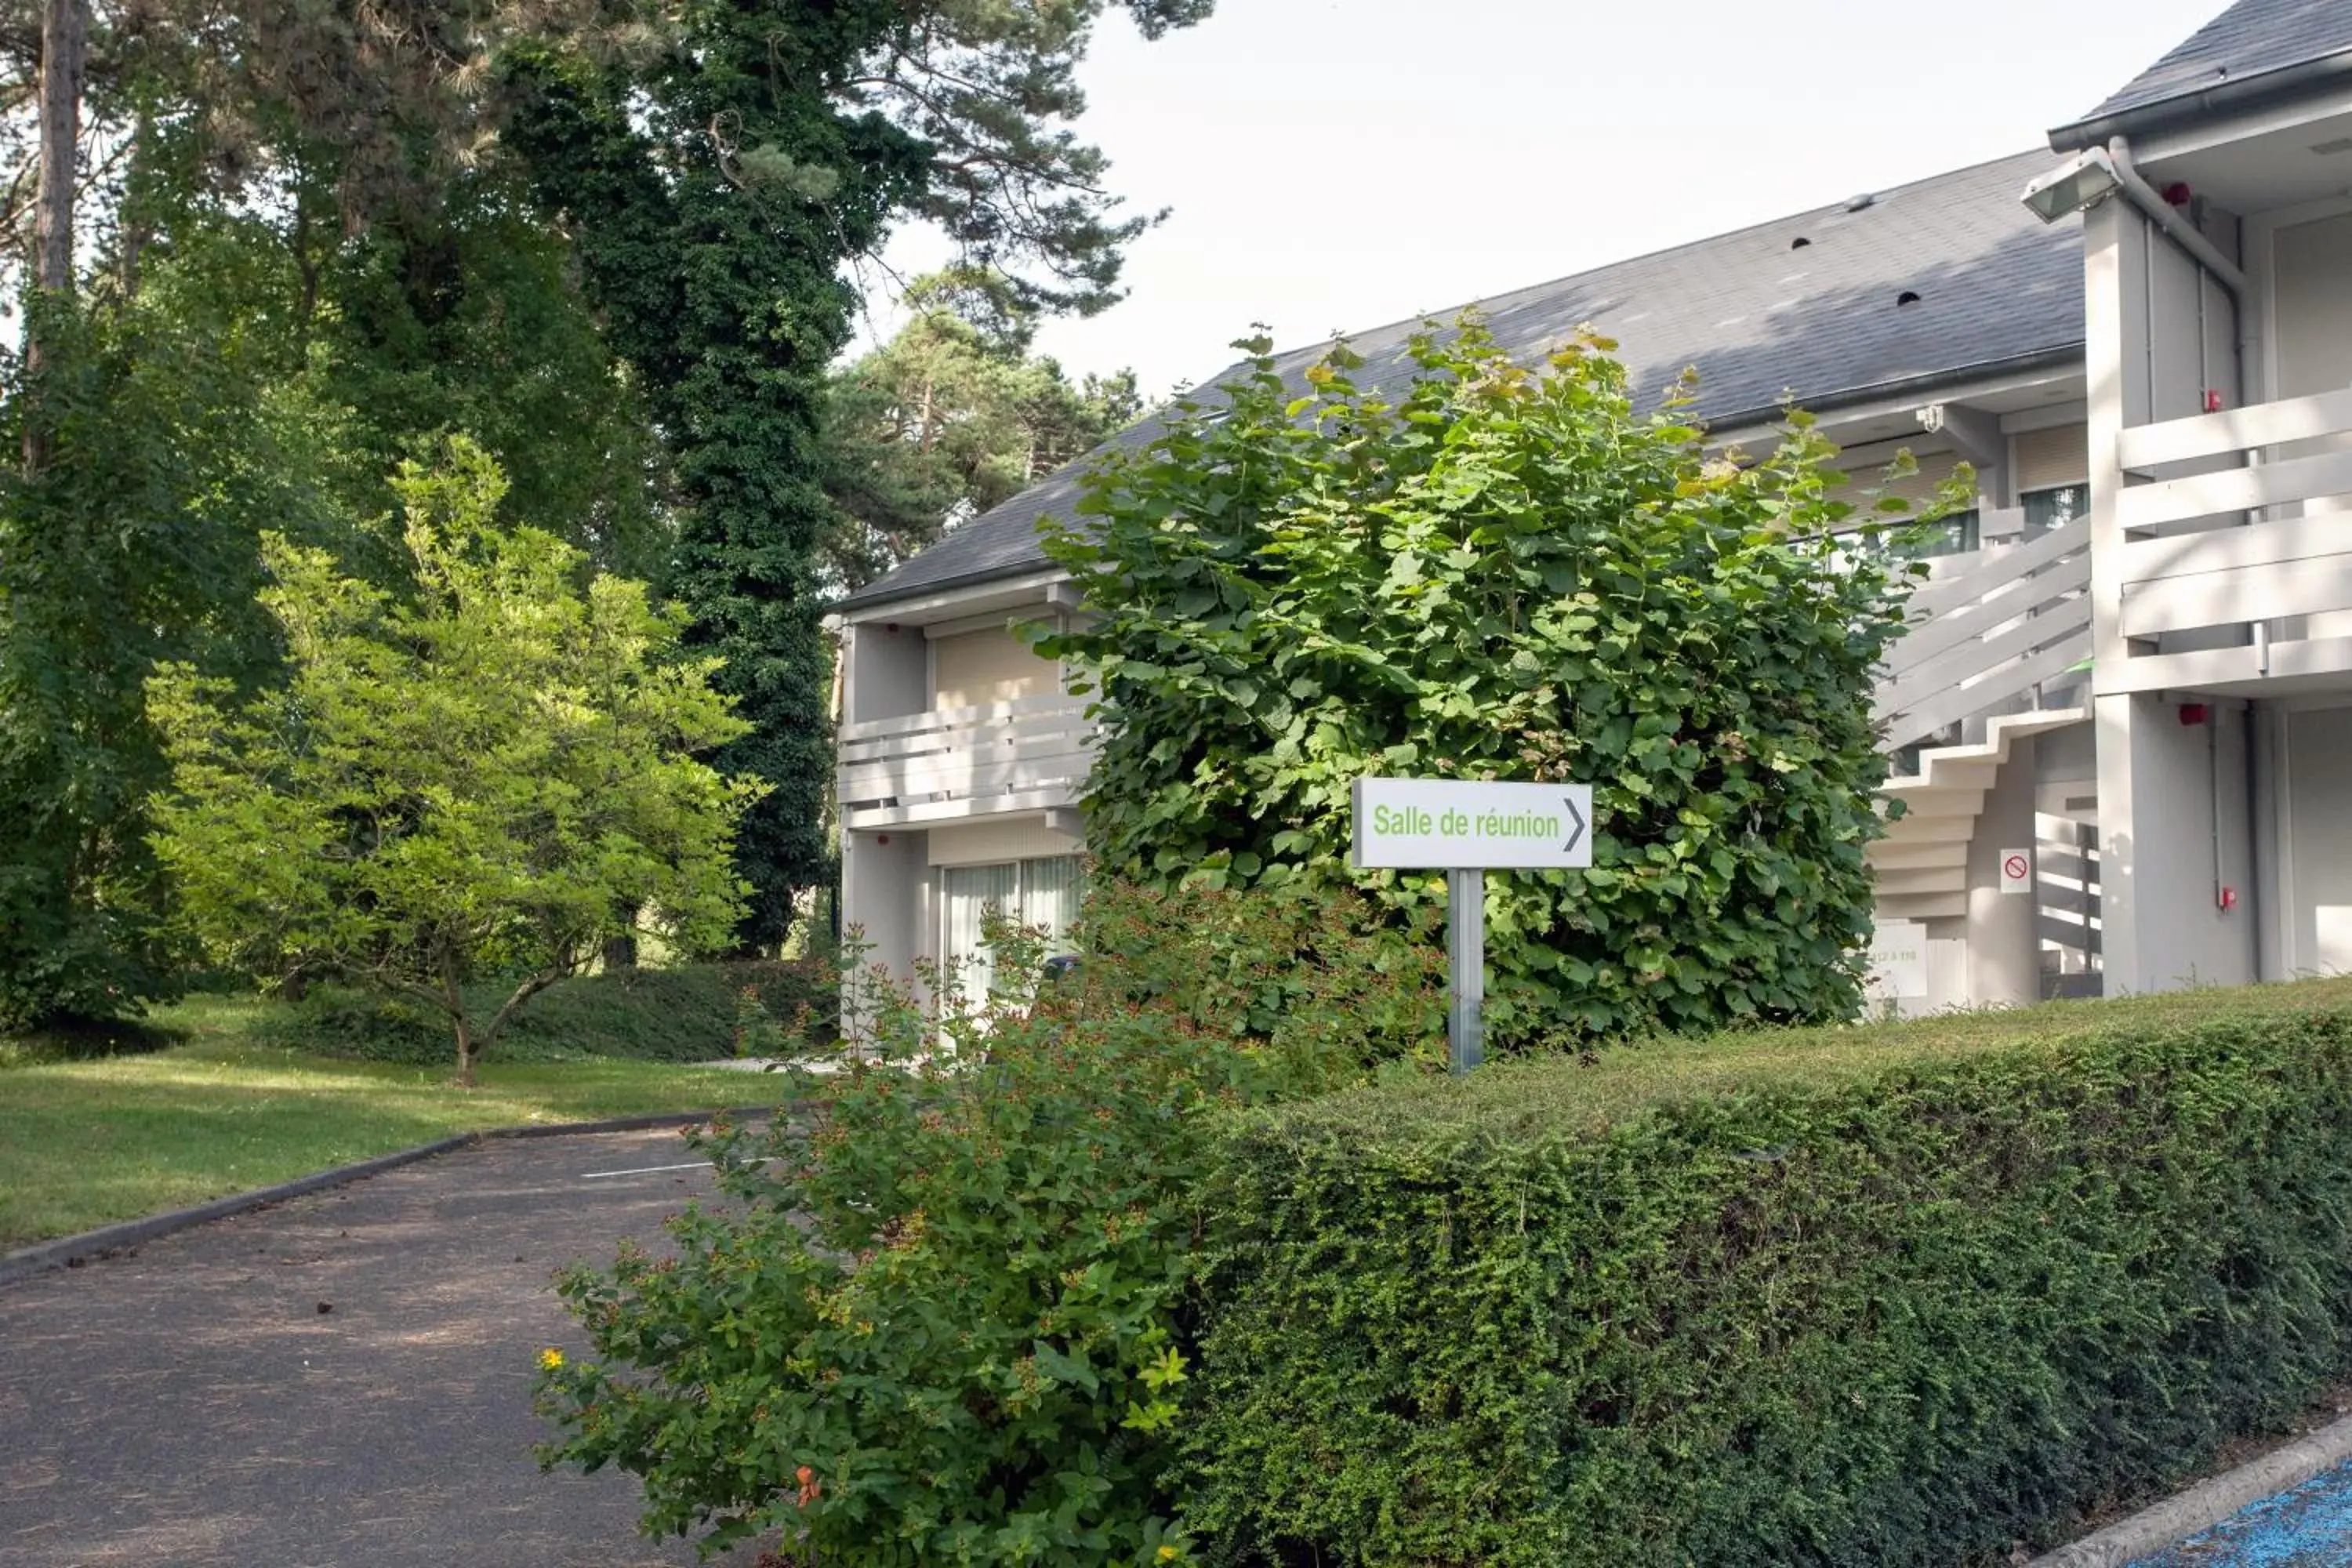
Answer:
829;0;2352;1011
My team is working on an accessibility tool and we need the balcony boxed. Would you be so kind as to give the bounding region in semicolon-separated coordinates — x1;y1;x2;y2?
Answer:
2106;385;2352;695
838;693;1098;831
1874;520;2093;755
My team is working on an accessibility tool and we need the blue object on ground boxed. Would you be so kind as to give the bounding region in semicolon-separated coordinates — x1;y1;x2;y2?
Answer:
2136;1455;2352;1566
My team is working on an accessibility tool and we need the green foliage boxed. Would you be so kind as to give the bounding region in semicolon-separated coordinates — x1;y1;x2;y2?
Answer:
7;0;1204;1009
0;181;662;1026
256;960;837;1065
1185;980;2352;1567
0;270;362;1029
148;440;756;1081
822;269;1144;590
0;1013;189;1068
503;17;910;950
1039;321;1945;1045
504;0;1210;948
535;880;1446;1565
318;197;675;582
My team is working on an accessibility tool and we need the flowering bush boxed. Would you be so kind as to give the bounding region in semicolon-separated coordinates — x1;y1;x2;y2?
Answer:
535;880;1443;1565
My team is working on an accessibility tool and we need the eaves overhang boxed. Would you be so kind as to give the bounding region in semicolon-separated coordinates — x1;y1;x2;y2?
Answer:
2050;49;2352;153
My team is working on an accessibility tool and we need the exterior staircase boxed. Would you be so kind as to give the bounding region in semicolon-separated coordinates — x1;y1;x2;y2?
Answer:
1871;707;2087;922
1869;514;2096;924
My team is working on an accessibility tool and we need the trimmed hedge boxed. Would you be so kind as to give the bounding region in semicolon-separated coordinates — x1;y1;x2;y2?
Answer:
255;960;836;1064
1185;980;2352;1567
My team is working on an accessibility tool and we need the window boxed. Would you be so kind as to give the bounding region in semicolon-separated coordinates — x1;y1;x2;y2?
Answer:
1835;507;1980;567
1892;507;1980;561
2022;485;2086;539
941;855;1081;1002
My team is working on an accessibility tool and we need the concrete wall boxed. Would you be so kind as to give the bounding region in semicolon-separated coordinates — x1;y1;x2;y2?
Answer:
2281;704;2352;976
2273;211;2352;406
931;627;1059;710
842;828;929;1002
845;622;927;725
1963;735;2042;1006
2269;209;2352;638
2094;693;2256;993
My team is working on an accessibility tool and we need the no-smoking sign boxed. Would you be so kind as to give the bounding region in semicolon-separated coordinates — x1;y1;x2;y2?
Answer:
1998;848;2033;896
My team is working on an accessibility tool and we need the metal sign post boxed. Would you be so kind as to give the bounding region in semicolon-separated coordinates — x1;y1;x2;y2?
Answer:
1446;867;1485;1073
1351;778;1594;1076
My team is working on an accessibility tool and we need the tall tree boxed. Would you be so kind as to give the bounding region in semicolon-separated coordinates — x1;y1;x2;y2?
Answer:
0;0;657;1025
151;442;753;1083
0;232;363;1027
821;269;1141;591
20;0;85;471
506;0;1210;951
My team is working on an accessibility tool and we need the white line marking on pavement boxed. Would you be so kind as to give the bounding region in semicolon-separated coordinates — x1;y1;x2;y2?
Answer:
579;1157;768;1181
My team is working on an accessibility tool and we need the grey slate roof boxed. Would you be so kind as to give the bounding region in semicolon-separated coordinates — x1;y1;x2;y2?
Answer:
2053;0;2352;147
837;149;2083;615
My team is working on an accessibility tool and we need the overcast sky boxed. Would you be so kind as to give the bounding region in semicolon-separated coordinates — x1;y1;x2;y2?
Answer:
867;0;2230;396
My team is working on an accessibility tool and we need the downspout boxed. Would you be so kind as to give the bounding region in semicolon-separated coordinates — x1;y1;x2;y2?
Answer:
2104;139;2266;966
2104;137;2249;301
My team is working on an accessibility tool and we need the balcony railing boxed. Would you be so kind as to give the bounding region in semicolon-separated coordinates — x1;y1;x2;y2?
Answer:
2107;385;2352;693
839;527;2106;840
1875;521;2093;755
838;693;1098;830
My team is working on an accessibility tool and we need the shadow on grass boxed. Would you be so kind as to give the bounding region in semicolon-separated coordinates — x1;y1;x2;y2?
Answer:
0;1014;189;1068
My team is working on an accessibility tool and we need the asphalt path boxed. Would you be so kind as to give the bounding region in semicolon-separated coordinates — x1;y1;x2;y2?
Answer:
0;1125;768;1567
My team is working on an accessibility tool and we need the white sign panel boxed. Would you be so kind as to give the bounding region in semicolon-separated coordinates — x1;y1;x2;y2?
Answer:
1998;848;2034;896
1867;919;1929;1000
1350;779;1593;870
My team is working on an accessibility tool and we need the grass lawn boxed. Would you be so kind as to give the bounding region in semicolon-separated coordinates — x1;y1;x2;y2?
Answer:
0;996;788;1250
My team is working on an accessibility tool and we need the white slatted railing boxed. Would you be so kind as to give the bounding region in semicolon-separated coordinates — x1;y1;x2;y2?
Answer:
838;693;1098;829
2106;387;2352;691
1875;524;2092;755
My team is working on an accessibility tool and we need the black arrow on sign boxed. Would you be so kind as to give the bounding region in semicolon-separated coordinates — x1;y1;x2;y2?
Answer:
1563;794;1586;855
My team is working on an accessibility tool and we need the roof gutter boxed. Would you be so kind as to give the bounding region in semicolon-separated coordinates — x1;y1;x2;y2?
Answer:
2050;49;2352;153
829;562;1072;622
845;350;2097;608
1698;343;2087;443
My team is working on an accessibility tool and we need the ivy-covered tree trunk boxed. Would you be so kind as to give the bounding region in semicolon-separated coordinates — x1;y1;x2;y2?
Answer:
505;16;921;950
504;0;1206;950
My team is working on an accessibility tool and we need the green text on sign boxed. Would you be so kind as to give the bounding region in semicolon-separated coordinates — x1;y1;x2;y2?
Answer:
1350;779;1594;870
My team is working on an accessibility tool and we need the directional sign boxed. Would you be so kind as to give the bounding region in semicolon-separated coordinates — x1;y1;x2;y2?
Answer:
1349;779;1593;871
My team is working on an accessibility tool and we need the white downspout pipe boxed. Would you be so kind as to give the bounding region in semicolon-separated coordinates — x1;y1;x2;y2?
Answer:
2107;137;2267;952
2105;136;2249;303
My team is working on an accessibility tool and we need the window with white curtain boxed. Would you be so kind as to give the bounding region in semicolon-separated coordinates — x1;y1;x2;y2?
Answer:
2022;484;2087;539
941;855;1081;1002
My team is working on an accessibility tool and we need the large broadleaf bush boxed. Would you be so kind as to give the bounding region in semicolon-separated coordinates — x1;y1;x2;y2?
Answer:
535;880;1446;1564
1036;321;1948;1044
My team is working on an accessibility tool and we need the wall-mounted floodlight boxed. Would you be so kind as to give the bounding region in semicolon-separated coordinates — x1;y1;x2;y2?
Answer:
2021;147;2122;223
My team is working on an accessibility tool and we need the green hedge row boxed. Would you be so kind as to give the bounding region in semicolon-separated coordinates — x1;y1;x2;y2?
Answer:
256;960;837;1065
1185;981;2352;1567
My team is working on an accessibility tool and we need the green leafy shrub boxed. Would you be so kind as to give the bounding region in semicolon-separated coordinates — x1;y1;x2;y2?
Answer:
149;442;757;1083
1038;321;1951;1045
535;880;1446;1564
258;960;837;1064
1184;979;2352;1567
